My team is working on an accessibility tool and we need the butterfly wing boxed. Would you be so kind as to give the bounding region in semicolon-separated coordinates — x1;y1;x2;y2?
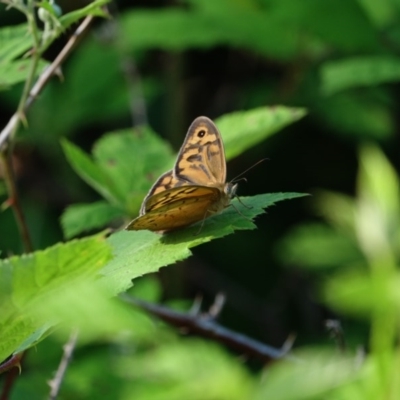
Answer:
127;186;223;231
139;170;180;215
127;116;231;233
139;117;227;213
173;116;226;186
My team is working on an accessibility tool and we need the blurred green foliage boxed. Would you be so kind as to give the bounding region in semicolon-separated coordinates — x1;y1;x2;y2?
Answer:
1;0;400;398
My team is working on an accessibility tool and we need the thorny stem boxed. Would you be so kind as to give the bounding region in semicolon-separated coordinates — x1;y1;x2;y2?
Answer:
0;8;96;400
0;353;24;400
0;12;95;250
47;329;79;400
0;14;95;150
0;3;38;255
0;151;33;252
1;1;40;148
122;294;299;363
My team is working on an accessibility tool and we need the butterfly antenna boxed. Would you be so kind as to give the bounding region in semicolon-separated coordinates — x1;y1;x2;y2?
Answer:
230;158;268;183
233;177;247;184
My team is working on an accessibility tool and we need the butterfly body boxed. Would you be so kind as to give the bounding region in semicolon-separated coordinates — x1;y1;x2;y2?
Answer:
126;117;235;232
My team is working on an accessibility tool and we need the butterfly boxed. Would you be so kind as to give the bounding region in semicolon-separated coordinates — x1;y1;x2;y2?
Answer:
126;116;237;232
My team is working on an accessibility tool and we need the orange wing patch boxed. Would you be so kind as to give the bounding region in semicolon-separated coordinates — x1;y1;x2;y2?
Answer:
127;186;222;231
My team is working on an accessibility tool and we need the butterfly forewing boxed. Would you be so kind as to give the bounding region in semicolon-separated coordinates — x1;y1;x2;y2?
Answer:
174;117;226;186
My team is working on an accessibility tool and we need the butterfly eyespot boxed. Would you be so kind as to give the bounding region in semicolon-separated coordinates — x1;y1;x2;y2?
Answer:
197;129;206;138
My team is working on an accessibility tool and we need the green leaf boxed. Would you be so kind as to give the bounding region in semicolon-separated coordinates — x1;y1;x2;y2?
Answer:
59;0;110;30
27;39;130;138
92;127;175;212
102;192;306;295
358;145;400;229
37;2;62;18
61;201;125;239
118;339;254;400
31;278;153;344
0;58;49;90
356;145;400;260
313;190;357;233
62;127;175;215
61;138;120;205
324;270;400;318
0;233;112;361
277;223;364;270
11;323;54;354
253;348;358;400
315;92;394;140
321;56;400;95
259;0;380;53
216;107;307;160
120;8;299;60
0;24;32;64
1;192;304;358
0;24;49;90
355;0;396;28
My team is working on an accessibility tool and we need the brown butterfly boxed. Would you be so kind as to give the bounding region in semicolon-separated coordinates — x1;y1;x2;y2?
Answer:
126;116;237;232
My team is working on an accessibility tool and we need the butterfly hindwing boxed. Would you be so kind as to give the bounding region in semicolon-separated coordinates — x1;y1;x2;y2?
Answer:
127;186;221;231
140;171;179;215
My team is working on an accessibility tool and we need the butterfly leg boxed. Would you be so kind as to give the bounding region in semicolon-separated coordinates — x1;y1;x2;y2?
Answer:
230;200;253;223
236;195;252;210
194;209;213;235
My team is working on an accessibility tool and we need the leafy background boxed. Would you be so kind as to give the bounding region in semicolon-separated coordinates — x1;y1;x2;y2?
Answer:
1;0;400;399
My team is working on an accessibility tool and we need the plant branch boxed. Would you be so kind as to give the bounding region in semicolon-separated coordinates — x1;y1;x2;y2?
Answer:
122;294;298;363
0;12;95;259
325;319;347;353
0;14;95;151
47;329;79;400
0;11;95;400
0;151;33;252
0;353;24;400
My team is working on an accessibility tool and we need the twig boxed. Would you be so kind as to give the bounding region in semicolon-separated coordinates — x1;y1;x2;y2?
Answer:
0;353;24;400
207;292;225;318
0;14;95;150
121;294;299;363
0;13;95;400
47;329;79;400
189;294;203;315
325;319;346;353
121;57;148;127
0;11;96;257
0;151;33;252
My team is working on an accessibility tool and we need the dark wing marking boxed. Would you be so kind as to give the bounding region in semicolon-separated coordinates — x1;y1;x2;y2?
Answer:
140;170;184;215
127;186;221;231
144;185;220;213
174;117;226;186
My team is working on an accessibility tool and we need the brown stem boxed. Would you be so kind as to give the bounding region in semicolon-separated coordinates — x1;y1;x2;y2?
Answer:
122;294;299;363
0;151;33;252
0;353;24;400
0;13;96;400
47;329;79;400
0;14;95;151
